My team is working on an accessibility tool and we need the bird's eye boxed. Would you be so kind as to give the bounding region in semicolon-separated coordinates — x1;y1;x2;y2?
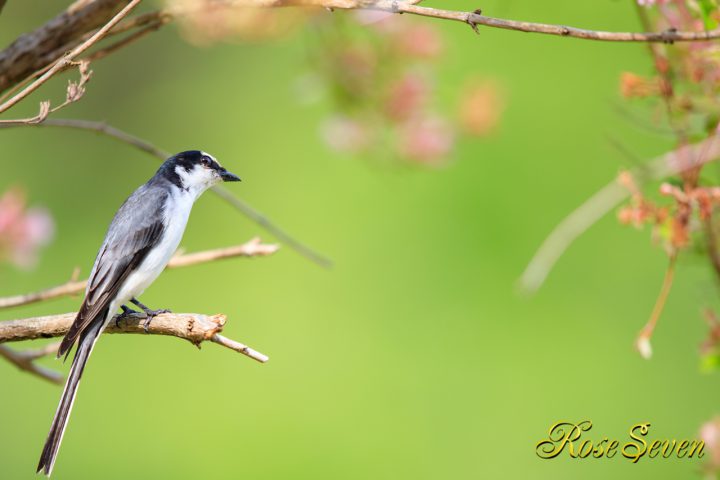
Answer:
201;156;212;167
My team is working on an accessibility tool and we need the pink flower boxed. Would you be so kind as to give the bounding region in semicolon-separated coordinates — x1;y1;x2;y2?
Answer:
701;417;720;469
0;188;54;269
384;72;430;121
397;115;455;166
394;23;443;59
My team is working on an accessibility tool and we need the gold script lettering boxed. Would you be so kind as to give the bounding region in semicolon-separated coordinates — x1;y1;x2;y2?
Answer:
536;421;592;459
622;423;650;463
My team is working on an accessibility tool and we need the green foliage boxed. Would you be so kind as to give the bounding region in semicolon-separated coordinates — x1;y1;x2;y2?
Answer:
698;0;719;29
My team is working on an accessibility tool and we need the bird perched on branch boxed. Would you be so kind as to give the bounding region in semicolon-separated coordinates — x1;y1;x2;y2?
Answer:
37;150;241;476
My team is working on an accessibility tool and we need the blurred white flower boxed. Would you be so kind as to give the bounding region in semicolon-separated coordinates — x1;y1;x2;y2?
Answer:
635;335;653;360
636;0;669;6
320;115;373;154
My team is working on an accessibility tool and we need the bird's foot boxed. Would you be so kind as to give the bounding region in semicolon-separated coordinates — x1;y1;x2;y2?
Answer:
130;298;171;333
141;308;171;333
115;305;140;327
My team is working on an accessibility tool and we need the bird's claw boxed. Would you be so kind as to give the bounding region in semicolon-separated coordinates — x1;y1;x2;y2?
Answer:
141;308;171;333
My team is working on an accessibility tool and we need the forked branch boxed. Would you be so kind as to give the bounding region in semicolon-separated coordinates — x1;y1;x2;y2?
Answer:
0;343;64;384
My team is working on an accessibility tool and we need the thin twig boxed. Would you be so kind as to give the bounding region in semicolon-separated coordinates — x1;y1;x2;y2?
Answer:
211;334;268;362
0;311;269;363
0;0;141;115
0;101;51;126
166;237;279;267
106;10;174;36
162;0;720;42
0;118;333;268
635;254;677;359
634;3;679;124
211;186;333;268
0;280;87;311
0;343;63;384
28;118;169;157
385;3;720;42
84;19;165;63
0;60;93;126
705;213;720;283
0;238;279;310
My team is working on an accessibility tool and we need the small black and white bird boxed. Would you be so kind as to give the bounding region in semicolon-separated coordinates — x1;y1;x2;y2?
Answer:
37;150;240;476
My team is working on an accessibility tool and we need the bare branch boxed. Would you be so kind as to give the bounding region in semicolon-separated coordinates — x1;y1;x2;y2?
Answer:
519;134;720;293
158;0;720;43
162;0;720;44
0;279;87;311
0;118;333;268
0;238;279;310
0;60;93;126
0;101;51;126
0;343;64;384
0;0;140;115
166;237;279;267
210;334;268;362
2;0;718;99
0;0;125;93
0;311;269;363
85;17;167;63
211;186;333;268
27;118;171;157
386;3;720;43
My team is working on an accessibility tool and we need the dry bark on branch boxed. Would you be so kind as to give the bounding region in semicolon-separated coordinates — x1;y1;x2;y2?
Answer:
0;0;141;115
0;0;124;93
0;311;269;363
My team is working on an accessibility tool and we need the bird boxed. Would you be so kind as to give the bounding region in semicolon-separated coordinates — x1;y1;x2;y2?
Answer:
37;150;241;476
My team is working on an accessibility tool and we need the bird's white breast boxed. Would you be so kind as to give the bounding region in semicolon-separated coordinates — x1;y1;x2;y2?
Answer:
115;187;195;306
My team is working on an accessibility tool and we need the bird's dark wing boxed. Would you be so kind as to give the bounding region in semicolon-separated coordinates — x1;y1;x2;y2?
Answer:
57;184;168;358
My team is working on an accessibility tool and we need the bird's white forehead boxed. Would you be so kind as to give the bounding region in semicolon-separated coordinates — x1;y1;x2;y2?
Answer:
201;151;221;167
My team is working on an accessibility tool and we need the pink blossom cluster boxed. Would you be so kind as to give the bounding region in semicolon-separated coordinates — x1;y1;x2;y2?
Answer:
312;14;503;167
0;188;54;269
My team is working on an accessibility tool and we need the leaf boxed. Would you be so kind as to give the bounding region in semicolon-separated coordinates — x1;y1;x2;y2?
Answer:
698;0;719;30
701;351;720;372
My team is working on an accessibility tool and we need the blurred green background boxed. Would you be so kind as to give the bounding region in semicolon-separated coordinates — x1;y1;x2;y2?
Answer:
1;1;716;479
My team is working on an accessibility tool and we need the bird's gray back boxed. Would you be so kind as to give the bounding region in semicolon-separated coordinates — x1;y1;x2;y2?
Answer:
84;181;169;308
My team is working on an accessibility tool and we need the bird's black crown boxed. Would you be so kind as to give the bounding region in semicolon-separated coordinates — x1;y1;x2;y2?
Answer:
155;150;223;188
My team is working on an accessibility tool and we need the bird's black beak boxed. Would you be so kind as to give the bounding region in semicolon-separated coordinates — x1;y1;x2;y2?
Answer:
219;169;241;182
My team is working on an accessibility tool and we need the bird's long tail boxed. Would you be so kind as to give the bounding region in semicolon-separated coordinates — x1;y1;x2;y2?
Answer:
37;315;106;476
